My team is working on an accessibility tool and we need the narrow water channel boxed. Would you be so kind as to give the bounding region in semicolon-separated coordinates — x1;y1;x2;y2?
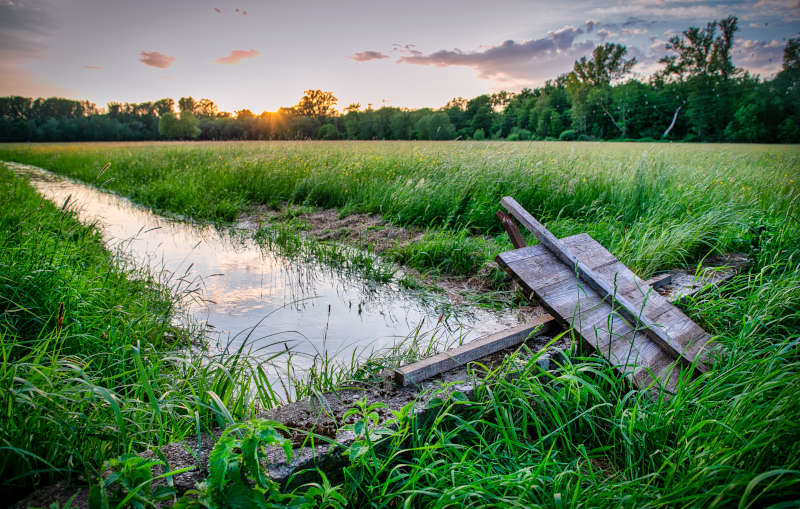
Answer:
8;162;526;382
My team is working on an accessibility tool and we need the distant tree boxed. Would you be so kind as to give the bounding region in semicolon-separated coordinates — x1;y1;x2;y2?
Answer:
153;98;175;116
194;98;219;117
471;105;493;136
565;44;637;135
318;123;339;140
0;96;32;120
659;16;739;81
388;110;411;139
413;111;455;140
344;102;361;113
782;37;800;74
158;110;200;139
443;97;467;110
179;110;200;139
571;43;637;87
295;89;338;119
236;109;255;120
356;109;383;139
158;112;180;139
490;90;515;110
178;97;195;113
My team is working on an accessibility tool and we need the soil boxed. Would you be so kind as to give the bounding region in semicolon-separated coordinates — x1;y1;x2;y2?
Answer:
12;481;90;509
239;206;515;307
658;253;750;300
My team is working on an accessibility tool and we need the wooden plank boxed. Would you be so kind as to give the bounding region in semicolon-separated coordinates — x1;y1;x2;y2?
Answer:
593;259;711;370
644;273;672;290
395;236;728;388
496;233;709;390
496;236;682;389
500;196;707;372
496;210;526;249
393;315;556;386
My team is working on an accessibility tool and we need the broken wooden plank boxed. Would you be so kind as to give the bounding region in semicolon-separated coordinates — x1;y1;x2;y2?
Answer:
496;234;688;390
394;254;734;387
500;196;709;372
496;210;526;249
394;314;556;386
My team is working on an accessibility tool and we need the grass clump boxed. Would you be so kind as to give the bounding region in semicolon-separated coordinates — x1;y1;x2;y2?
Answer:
387;228;500;277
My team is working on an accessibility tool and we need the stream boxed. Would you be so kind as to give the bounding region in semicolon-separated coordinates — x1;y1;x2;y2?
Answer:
8;162;527;384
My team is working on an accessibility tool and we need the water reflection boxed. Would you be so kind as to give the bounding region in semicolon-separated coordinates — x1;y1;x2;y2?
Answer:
8;162;523;379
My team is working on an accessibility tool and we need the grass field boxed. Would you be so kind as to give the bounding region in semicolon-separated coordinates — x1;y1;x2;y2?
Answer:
1;141;799;507
1;141;797;278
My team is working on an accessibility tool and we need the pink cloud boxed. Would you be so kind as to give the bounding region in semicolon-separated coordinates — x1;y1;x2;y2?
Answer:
349;50;391;62
139;51;176;69
215;48;260;64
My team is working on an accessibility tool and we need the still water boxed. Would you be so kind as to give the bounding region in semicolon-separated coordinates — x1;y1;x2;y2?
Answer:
8;162;524;378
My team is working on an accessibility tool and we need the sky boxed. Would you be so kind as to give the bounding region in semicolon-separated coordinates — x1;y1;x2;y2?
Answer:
1;0;798;113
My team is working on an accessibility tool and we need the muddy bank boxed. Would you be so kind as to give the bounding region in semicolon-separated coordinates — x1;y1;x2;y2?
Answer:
241;205;519;308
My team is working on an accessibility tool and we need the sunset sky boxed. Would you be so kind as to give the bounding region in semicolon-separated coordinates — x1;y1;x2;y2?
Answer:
1;0;798;113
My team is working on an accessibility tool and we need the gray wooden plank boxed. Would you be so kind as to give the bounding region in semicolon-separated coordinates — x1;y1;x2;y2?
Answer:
394;246;728;387
500;196;705;371
393;315;556;386
495;228;711;390
591;259;712;370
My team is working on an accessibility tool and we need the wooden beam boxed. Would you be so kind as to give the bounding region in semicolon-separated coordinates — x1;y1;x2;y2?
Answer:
394;315;556;386
644;273;673;290
500;196;706;372
496;210;526;249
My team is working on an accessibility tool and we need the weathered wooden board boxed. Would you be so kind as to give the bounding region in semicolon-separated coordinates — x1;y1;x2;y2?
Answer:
393;263;715;387
496;210;526;249
394;314;557;386
496;233;712;390
500;196;708;372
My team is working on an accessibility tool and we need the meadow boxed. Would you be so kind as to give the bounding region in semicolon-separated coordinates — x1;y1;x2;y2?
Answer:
1;140;799;507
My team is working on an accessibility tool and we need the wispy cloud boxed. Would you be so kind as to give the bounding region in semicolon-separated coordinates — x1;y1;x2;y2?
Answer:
83;65;101;70
750;0;800;20
215;48;259;64
734;38;785;75
596;28;617;40
350;50;391;62
393;25;589;85
0;0;55;62
589;1;734;20
139;50;176;69
622;27;648;36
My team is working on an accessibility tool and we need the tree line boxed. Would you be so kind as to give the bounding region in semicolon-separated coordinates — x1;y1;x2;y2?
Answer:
2;17;798;143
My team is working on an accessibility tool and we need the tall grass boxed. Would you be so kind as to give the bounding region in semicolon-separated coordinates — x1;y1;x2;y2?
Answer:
1;142;798;506
0;141;795;278
0;166;286;499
